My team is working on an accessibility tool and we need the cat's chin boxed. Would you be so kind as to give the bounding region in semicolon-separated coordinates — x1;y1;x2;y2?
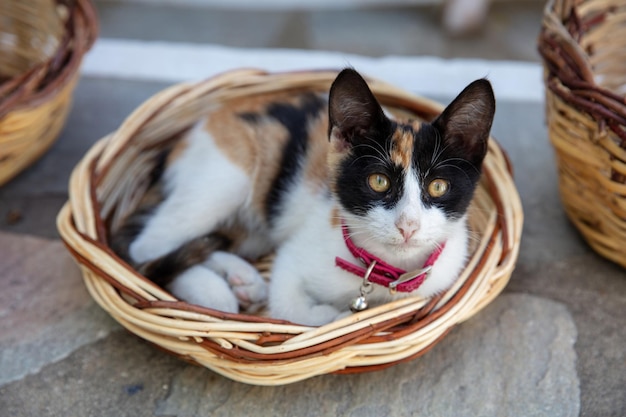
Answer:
393;241;422;250
364;238;436;260
388;240;433;255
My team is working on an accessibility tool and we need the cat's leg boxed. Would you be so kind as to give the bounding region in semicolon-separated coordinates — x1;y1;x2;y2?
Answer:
204;251;268;313
167;265;239;313
269;247;346;326
267;201;357;326
129;129;251;264
130;182;248;264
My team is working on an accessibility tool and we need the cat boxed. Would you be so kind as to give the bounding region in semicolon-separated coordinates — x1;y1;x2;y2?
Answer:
110;68;495;326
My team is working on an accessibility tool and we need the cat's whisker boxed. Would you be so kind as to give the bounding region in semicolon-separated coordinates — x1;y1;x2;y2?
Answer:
430;135;453;167
352;154;388;167
353;143;390;164
433;157;482;177
352;235;381;250
432;163;474;182
345;227;383;243
466;230;482;245
430;130;444;168
467;206;496;217
434;156;471;166
343;229;369;238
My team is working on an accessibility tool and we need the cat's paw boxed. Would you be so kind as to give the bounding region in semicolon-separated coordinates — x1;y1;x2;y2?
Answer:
270;303;343;327
167;265;239;313
205;252;268;313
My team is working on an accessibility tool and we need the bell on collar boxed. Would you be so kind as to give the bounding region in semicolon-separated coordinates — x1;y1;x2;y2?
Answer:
350;295;368;312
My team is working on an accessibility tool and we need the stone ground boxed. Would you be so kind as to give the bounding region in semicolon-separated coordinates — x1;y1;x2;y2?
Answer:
1;1;625;416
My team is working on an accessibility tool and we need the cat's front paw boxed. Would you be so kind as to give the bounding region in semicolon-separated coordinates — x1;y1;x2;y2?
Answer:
270;303;344;327
205;252;268;313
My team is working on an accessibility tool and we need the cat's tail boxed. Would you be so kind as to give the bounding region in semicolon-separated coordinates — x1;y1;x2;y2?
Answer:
111;224;232;288
134;233;231;288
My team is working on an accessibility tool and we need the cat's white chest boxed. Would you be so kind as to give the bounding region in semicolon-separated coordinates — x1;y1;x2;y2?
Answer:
268;202;359;322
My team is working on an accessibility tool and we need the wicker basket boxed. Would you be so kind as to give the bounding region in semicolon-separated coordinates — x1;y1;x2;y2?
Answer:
0;0;98;186
538;0;626;267
56;69;523;385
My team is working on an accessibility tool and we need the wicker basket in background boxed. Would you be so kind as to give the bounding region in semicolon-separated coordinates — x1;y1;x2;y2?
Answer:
57;69;523;385
0;0;98;186
539;0;626;267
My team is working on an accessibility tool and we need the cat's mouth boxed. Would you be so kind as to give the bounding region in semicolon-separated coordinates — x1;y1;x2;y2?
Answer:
387;238;424;252
387;235;440;253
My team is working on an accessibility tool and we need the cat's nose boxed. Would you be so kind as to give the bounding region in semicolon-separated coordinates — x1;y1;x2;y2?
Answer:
396;222;419;242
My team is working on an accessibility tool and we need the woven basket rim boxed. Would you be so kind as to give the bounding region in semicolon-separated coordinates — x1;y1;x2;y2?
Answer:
57;69;524;384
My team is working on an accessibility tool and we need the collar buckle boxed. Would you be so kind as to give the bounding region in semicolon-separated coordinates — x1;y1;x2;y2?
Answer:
388;266;433;291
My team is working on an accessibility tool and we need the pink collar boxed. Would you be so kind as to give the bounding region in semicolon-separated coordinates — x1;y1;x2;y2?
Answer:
335;222;445;293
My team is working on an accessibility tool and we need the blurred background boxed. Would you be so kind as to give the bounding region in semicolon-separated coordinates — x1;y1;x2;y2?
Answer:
95;0;545;62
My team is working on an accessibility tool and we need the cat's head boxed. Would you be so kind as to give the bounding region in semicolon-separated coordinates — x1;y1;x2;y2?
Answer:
327;68;495;258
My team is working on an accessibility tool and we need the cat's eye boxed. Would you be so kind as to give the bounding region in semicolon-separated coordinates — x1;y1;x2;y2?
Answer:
428;179;450;198
368;173;391;193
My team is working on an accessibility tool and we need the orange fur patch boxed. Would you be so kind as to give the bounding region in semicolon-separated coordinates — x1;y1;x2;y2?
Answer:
330;206;341;228
327;128;351;194
204;91;323;217
390;124;418;169
302;113;330;190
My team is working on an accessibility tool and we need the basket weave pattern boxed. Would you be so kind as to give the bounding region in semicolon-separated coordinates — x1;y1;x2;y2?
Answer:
0;0;97;185
539;0;626;267
57;70;523;385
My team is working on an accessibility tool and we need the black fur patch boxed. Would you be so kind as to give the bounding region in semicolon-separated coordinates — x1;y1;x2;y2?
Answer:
264;93;326;222
413;123;483;219
334;122;405;216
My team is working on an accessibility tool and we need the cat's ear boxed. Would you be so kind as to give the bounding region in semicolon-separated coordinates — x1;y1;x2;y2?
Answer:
328;68;389;146
433;79;495;165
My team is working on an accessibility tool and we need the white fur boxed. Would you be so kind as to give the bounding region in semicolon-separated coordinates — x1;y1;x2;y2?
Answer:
269;177;322;244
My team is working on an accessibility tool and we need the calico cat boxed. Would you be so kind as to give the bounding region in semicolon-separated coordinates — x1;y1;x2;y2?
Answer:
111;69;495;326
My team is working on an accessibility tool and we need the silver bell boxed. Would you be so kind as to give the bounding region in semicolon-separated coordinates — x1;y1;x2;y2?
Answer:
350;296;368;312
